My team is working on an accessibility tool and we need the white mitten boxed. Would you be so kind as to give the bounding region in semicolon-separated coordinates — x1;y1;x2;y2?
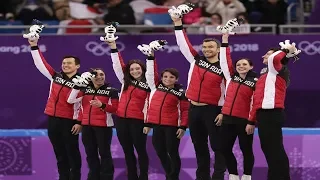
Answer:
81;72;95;83
23;32;40;41
279;40;302;60
216;26;230;34
72;75;89;87
168;6;182;19
149;40;168;51
23;19;45;41
216;18;241;35
137;44;153;56
279;40;292;51
100;22;119;42
177;3;194;15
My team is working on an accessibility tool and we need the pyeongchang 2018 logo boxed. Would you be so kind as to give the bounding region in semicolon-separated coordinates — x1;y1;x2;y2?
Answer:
85;41;125;56
0;44;47;54
298;41;320;55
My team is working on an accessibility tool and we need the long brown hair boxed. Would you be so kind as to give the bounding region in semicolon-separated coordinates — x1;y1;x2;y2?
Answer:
123;59;146;91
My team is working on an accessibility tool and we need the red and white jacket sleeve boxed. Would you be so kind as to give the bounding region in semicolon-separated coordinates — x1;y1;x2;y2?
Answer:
219;43;234;88
145;56;160;90
67;89;84;124
174;25;198;63
248;95;256;125
67;89;85;104
31;46;56;80
179;96;189;130
144;56;159;127
268;50;287;74
101;89;119;113
110;49;126;84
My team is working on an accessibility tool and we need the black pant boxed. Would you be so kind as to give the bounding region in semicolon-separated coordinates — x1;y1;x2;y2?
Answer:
116;118;149;180
257;109;291;180
47;116;82;180
221;123;254;175
188;104;226;180
82;126;114;180
152;126;181;180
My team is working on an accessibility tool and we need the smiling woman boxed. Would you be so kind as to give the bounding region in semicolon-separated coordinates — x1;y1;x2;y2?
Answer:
105;32;158;179
67;68;119;180
219;33;257;180
90;68;106;87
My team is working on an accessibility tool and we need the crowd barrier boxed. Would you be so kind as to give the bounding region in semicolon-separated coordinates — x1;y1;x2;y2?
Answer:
0;24;320;34
0;128;320;180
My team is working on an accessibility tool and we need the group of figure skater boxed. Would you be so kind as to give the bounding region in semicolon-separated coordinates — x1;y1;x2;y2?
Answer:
26;3;301;180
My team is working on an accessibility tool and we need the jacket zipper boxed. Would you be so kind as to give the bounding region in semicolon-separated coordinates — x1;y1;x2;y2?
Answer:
88;94;96;125
158;92;169;124
124;87;136;118
229;80;243;116
197;70;208;102
53;86;64;116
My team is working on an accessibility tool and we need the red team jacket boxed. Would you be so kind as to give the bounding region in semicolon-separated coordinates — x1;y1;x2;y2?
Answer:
219;44;257;124
31;46;81;122
249;50;290;123
144;58;189;129
174;26;229;106
67;85;119;127
110;49;158;121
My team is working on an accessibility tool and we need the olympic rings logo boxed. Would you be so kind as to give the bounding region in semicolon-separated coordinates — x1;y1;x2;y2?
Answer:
298;41;320;56
85;41;125;56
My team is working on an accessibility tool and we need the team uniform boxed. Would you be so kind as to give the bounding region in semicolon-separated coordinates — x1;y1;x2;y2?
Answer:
67;84;119;180
219;43;257;177
144;56;189;180
174;25;230;180
249;50;291;180
110;48;158;180
30;46;82;180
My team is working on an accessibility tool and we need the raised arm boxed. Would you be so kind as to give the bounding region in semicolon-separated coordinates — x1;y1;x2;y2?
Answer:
267;50;287;74
29;40;55;80
219;34;234;81
101;89;119;113
108;41;126;84
67;88;85;104
178;96;189;130
173;18;198;63
145;54;159;91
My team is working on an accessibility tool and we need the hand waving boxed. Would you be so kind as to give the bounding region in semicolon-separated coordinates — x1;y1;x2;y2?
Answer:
279;40;301;61
149;40;168;51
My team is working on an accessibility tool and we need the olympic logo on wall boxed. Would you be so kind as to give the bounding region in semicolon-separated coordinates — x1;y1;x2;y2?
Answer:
85;41;125;56
298;41;320;55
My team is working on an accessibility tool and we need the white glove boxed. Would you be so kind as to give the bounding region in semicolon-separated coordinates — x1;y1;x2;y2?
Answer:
168;6;182;19
23;20;45;41
81;72;95;82
149;40;167;51
137;44;153;56
72;75;89;87
100;34;118;42
23;32;40;41
279;40;302;59
177;3;194;15
216;18;240;35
